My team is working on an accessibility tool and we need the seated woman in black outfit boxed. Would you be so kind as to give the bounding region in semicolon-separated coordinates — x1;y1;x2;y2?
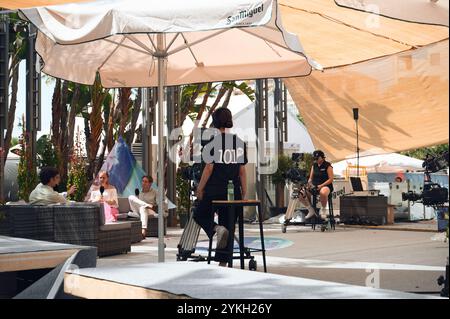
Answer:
299;150;334;219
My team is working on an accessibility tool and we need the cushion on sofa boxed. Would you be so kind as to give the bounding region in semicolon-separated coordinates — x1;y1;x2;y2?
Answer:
118;197;131;214
58;202;106;226
100;221;132;232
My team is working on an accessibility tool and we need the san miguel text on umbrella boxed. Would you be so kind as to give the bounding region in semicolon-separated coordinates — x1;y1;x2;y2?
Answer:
227;3;264;24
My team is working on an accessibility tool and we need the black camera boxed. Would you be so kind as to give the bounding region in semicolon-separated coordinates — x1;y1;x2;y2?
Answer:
181;128;216;185
401;191;422;202
402;186;448;206
284;153;308;184
423;152;448;173
402;151;449;208
402;183;449;207
285;168;307;184
180;163;203;184
291;152;304;162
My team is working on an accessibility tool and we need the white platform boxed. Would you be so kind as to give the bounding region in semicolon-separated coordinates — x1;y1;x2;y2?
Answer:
0;236;90;273
64;262;439;299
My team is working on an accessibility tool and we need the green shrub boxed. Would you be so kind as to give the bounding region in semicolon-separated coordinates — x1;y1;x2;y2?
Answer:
36;135;59;168
17;118;38;202
271;154;294;185
176;163;190;216
67;129;89;202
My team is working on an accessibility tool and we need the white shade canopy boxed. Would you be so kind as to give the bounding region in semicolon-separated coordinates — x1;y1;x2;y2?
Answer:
19;0;319;88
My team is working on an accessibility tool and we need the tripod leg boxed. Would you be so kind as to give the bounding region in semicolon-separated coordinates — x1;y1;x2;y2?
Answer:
285;198;298;220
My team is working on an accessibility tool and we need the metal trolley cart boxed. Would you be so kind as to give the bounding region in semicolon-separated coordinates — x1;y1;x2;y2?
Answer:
176;205;204;262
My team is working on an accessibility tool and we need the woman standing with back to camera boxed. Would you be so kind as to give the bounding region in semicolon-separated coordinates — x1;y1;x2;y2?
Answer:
193;107;248;267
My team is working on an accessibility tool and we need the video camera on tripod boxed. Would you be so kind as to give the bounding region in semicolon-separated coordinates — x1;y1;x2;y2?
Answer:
402;151;449;208
180;163;203;190
283;153;309;201
179;128;220;190
284;153;308;185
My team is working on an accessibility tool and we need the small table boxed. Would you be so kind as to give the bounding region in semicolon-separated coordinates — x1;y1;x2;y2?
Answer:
209;200;267;272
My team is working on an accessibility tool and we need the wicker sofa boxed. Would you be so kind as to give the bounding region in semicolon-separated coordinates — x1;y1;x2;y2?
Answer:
0;203;142;257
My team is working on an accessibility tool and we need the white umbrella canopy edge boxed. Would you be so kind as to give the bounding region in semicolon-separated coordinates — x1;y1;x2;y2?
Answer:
18;0;319;262
19;0;321;88
19;0;276;44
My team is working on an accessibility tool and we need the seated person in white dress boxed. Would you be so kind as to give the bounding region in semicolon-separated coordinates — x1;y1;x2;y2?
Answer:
88;171;119;221
128;175;160;238
29;167;76;205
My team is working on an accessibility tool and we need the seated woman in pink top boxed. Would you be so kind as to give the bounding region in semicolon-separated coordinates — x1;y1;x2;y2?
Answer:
88;171;119;222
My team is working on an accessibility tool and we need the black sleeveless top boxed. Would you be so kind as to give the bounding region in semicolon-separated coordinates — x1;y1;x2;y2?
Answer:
312;161;333;191
204;133;248;195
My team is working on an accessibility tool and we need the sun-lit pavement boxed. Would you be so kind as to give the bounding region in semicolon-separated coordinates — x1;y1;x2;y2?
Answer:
97;221;448;297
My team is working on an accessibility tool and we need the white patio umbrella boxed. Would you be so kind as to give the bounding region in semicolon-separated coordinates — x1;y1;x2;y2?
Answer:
18;0;319;261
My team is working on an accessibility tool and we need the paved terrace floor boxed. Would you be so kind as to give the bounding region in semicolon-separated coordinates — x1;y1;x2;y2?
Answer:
96;220;448;297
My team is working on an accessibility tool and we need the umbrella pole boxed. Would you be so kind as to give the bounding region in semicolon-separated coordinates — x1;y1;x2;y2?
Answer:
157;34;165;262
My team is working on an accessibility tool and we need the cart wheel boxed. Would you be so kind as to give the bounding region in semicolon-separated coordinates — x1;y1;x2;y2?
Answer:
249;259;257;271
281;224;287;233
321;225;326;232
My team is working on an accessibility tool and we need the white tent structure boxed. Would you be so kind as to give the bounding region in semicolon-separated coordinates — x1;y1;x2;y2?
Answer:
333;152;424;176
181;93;315;153
231;94;315;154
19;0;318;261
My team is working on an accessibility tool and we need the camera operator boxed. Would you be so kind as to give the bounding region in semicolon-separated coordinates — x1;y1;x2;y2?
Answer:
298;150;334;219
193;108;248;267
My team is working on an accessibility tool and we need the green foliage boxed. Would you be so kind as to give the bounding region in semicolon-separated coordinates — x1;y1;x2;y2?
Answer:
181;81;255;122
8;13;28;60
445;212;449;240
271;154;294;185
36;135;59;168
180;83;210;110
176;163;191;215
17;118;38;202
296;114;305;125
10;137;19;147
301;153;314;178
67;129;89;202
400;144;449;161
222;81;255;101
270;153;314;185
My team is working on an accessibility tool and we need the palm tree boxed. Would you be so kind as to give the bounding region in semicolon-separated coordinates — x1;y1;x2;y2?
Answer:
3;13;27;164
179;81;255;159
85;76;109;179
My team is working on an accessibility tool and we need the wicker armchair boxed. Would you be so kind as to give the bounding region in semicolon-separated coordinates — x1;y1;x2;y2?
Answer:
0;203;139;257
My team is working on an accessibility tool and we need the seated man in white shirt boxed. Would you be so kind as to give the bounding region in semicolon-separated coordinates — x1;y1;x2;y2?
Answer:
29;167;76;205
128;176;159;238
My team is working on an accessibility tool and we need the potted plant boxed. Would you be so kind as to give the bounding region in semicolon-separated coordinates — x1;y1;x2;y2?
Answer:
176;163;191;228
